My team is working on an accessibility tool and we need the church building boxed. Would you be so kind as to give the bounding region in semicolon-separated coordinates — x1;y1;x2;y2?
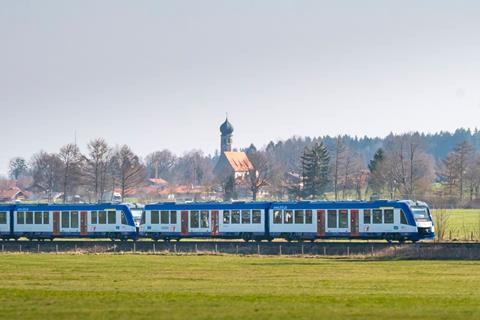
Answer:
214;118;254;181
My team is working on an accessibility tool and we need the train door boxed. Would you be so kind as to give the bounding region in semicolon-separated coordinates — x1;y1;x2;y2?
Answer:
350;210;359;237
316;210;325;237
53;211;60;236
181;211;189;236
326;209;350;235
211;210;219;236
80;211;88;236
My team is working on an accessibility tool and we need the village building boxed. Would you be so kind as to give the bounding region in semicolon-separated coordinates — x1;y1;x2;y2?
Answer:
0;180;27;202
214;118;254;199
214;118;253;179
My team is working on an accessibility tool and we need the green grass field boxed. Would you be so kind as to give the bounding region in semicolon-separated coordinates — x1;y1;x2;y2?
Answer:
0;255;479;320
432;209;480;240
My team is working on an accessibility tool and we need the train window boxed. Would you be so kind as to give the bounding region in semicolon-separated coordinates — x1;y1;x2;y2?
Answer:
71;212;79;228
284;210;293;224
339;210;348;228
200;211;209;228
327;210;337;228
62;211;70;228
161;211;169;224
170;211;177;224
107;211;116;224
190;211;200;228
252;210;262;224
151;211;159;224
141;211;146;224
241;210;251;224
305;210;313;224
34;212;42;224
223;211;230;224
373;209;382;224
26;211;33;224
0;212;6;224
99;211;107;224
400;210;408;224
384;209;394;224
364;210;371;224
121;212;127;225
231;210;240;224
43;212;49;224
17;212;24;224
273;210;282;224
294;210;304;224
91;211;98;224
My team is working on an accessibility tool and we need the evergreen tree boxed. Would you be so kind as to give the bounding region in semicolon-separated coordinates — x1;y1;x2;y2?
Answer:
300;142;330;199
368;148;386;195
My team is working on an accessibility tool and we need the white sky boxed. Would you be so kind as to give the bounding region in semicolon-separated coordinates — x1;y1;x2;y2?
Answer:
1;0;480;175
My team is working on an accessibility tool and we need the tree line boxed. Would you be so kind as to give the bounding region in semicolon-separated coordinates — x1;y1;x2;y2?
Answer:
6;129;480;206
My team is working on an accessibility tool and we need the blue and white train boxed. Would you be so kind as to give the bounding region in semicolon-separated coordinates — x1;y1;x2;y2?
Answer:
0;200;434;242
139;200;435;243
0;204;137;241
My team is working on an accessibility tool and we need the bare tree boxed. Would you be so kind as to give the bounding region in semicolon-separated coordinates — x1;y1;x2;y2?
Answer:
111;145;146;201
30;151;63;202
339;149;364;200
172;150;214;186
8;157;28;180
246;151;271;201
331;136;346;201
145;150;176;180
58;143;84;203
440;140;474;202
384;135;434;199
85;138;111;202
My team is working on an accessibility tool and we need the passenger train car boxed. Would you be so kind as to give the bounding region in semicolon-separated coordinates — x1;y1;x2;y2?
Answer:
139;202;270;241
140;200;435;243
0;203;137;240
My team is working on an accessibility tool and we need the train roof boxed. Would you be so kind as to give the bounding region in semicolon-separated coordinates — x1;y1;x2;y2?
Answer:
144;200;427;211
145;201;272;210
13;203;132;211
270;200;413;210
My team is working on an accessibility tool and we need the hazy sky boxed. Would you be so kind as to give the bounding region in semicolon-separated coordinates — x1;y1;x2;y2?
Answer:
1;1;480;175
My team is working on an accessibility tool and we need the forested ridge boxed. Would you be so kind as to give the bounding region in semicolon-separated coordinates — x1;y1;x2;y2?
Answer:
4;128;480;207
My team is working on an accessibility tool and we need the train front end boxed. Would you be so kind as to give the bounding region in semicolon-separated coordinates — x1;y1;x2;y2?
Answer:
408;201;435;241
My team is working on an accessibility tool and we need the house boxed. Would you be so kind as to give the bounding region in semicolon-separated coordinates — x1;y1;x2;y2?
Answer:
0;181;27;202
214;151;254;180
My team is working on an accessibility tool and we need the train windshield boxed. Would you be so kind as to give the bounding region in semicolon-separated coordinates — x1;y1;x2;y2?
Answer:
412;208;430;222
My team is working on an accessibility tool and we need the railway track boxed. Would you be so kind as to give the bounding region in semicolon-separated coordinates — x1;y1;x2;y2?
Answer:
1;240;479;259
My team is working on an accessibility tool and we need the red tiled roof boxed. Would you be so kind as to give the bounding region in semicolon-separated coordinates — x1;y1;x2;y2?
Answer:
224;152;254;172
148;178;168;185
0;187;25;201
159;185;203;195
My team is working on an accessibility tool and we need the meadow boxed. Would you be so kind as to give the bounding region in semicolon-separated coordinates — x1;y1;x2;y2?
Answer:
0;254;479;320
432;209;480;241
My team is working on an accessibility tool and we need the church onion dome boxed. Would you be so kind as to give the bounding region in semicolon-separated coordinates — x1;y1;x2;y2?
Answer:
220;118;234;135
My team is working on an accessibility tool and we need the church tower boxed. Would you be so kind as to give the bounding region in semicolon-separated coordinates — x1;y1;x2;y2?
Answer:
220;117;234;153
